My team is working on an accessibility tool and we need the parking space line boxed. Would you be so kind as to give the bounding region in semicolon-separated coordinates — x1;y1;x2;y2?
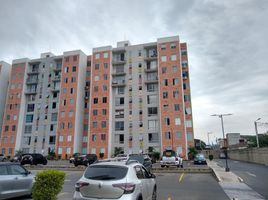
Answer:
179;173;185;182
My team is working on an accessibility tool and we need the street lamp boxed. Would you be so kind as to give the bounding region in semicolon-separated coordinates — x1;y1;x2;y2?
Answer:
211;113;233;172
254;118;261;148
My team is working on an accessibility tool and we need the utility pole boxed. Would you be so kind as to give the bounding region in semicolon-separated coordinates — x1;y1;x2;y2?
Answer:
207;132;213;146
211;113;233;172
254;118;261;148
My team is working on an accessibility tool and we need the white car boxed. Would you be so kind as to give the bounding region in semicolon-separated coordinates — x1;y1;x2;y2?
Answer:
73;160;157;200
160;150;183;168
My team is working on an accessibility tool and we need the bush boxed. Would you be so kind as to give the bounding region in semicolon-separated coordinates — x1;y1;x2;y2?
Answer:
153;151;160;161
209;154;214;161
32;170;65;200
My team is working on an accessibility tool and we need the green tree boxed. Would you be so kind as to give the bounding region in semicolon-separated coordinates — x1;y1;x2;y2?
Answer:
188;147;198;160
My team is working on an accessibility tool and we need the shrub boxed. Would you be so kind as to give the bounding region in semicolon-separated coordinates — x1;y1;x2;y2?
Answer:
209;154;214;161
153;151;160;161
32;170;65;200
99;152;104;159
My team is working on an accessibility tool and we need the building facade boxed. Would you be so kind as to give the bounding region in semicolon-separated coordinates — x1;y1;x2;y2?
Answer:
0;35;194;159
0;61;11;136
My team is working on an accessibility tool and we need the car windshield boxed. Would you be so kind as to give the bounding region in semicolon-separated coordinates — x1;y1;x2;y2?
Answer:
163;150;176;157
85;165;128;180
197;154;205;159
128;155;144;164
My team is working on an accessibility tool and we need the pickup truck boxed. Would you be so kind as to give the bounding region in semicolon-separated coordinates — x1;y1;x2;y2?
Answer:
160;150;183;168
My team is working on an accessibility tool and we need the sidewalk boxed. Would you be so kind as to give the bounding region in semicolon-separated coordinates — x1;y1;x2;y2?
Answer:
208;160;265;200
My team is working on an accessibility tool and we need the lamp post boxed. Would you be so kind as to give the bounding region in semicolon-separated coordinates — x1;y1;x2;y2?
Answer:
254;118;261;148
211;113;233;172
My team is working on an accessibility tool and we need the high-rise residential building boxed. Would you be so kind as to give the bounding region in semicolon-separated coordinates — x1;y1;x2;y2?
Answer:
0;61;11;135
0;35;194;159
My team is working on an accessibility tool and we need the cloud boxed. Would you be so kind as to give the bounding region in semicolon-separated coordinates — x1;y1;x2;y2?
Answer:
0;0;267;143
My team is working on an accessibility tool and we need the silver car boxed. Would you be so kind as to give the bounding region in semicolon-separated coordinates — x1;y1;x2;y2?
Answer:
0;162;34;200
73;160;157;200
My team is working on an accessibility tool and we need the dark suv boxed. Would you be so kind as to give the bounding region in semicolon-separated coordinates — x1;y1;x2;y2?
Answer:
20;153;48;165
73;154;97;166
128;154;153;172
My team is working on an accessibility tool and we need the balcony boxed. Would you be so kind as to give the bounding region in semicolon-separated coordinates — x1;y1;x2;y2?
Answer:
52;75;61;82
53;65;62;71
27;69;39;75
112;80;126;87
144;67;157;73
112;71;126;76
85;86;90;90
144;55;157;61
112;59;126;65
144;77;158;84
51;87;60;92
25;89;37;95
26;78;38;84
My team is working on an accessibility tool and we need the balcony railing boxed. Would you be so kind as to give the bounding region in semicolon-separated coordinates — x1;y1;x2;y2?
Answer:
52;75;61;82
26;78;38;84
112;71;126;76
112;80;126;87
144;77;158;84
27;69;39;74
112;59;126;65
25;89;37;94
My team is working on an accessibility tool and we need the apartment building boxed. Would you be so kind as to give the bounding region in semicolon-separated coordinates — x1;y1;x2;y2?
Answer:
0;61;11;135
0;35;194;159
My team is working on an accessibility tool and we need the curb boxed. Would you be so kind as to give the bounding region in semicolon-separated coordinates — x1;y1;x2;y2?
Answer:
152;168;212;173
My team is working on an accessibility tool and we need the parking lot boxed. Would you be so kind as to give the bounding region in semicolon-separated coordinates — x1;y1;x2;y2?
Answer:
14;170;229;200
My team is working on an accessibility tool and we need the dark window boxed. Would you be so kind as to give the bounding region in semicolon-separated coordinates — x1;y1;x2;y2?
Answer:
103;97;107;103
94;98;98;104
84;166;128;180
72;66;76;72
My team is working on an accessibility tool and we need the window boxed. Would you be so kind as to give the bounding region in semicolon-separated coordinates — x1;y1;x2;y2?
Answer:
103;74;108;80
181;49;187;56
50;124;54;131
187;132;193;141
148;133;159;143
26;114;33;123
186;120;193;127
24;125;32;134
163;92;168;99
95;53;100;59
12;125;16;131
101;134;106;141
115;121;124;131
163;104;169;109
71;77;76;82
148;120;158;130
59;135;64;142
94;86;98;92
73;55;77;61
174;104;180;111
104;63;108;69
69;110;74;117
93;109;98;116
175;117;181;125
161;44;166;50
117;87;124;94
173;78;179;85
92;134;97;141
148;107;157;116
103;97;107;103
147;84;157;92
58;147;62;154
84;124;88;131
60;123;65;129
103;85;107;91
72;66;76;72
94;98;98;104
6;115;10;120
94;75;99;81
184;95;191;102
9;165;27;175
27;104;35;112
176;131;182;139
67;135;72;142
93;121;97;128
171;43;176;49
104;52;108;58
147;95;157;104
162;67;167;74
185;107;192;115
51;113;57;122
70;88;74;94
61;111;65;117
95;64;99;70
115;97;124;106
64;67;69;73
68;122;73;128
163;79;168;86
66;147;71;154
173;91;179;98
164;117;170;125
5;126;9;131
82;136;88;142
182;61;188;68
183;83;187;90
101;121;107;128
165;132;171;139
171;54;177;61
161;56;167;62
102;109;107;115
173;66;177;72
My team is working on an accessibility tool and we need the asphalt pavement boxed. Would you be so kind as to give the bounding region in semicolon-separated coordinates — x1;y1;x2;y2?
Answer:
13;170;229;200
214;159;268;199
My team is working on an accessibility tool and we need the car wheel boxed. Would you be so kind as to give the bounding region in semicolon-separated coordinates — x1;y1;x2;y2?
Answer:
161;165;165;168
74;164;78;167
137;195;143;200
152;187;157;200
181;165;183;168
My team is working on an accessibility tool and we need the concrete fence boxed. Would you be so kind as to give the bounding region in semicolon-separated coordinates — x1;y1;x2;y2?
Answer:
228;147;268;166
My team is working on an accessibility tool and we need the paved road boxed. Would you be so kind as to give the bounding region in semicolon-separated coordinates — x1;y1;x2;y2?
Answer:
14;170;228;200
215;159;268;199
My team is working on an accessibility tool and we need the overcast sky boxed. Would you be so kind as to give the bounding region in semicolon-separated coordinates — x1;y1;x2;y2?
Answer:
1;0;268;144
